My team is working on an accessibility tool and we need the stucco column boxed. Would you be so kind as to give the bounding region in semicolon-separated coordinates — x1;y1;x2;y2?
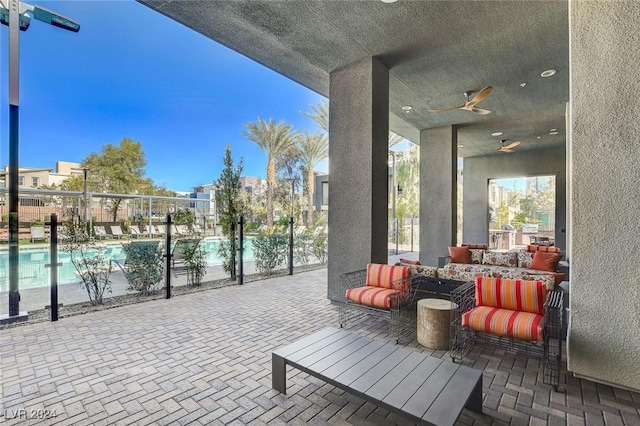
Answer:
569;0;640;391
419;126;457;266
327;57;389;302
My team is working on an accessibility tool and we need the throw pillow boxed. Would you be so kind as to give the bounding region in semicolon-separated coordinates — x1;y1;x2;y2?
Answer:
448;246;471;264
469;249;484;264
518;251;534;268
482;250;518;267
399;258;421;265
529;251;562;272
527;244;562;253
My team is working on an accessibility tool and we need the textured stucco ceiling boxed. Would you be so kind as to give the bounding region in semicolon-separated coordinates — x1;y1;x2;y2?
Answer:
138;0;569;158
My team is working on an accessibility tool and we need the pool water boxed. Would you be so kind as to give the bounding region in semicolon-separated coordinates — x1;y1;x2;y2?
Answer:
0;238;254;291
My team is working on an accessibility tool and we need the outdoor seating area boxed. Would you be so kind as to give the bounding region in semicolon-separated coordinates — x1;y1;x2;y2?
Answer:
2;269;639;425
450;276;564;391
396;244;566;292
339;263;416;342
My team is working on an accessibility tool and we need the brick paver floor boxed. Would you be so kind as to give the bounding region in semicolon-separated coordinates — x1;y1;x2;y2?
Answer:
2;269;640;425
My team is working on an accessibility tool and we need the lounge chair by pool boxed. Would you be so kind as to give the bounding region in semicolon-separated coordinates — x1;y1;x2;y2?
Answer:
129;225;143;238
94;226;108;240
30;226;47;243
110;225;128;239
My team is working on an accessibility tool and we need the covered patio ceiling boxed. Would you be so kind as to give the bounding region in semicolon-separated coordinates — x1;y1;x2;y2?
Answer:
138;0;569;158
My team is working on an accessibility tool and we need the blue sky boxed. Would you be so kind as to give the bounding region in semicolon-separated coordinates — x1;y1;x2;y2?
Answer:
1;0;326;191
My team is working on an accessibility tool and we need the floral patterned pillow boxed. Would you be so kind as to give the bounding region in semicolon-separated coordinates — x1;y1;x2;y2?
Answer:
469;249;485;264
482;251;518;267
518;251;535;268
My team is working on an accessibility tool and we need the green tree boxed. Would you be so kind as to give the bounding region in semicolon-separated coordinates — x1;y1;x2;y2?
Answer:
75;138;148;221
215;144;245;280
296;131;328;227
497;202;510;228
275;144;303;221
243;117;294;228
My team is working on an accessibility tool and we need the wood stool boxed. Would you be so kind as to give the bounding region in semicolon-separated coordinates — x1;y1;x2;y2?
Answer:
417;298;457;350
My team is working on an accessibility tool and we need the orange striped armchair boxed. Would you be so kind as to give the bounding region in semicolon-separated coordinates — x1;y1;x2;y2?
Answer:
339;263;415;342
450;276;564;390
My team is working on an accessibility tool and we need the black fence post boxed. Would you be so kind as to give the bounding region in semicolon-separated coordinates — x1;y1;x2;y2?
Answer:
49;214;59;322
288;217;294;275
165;214;172;299
238;215;244;285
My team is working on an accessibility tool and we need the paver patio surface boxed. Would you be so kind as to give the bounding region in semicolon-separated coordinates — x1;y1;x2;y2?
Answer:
2;268;640;425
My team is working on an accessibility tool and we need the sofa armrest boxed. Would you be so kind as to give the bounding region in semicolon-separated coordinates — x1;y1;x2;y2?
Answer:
544;289;564;321
438;256;451;268
339;269;367;293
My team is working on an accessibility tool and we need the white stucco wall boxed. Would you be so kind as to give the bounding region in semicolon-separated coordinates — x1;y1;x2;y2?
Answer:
569;1;640;391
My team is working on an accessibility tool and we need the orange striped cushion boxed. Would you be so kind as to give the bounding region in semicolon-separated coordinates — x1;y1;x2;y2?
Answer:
462;243;488;250
526;245;561;253
475;277;548;315
462;306;544;341
366;264;411;290
345;286;400;310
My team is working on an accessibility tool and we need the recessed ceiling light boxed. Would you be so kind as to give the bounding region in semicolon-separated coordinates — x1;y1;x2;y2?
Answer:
541;69;557;78
401;105;412;112
549;131;559;135
381;0;398;3
457;144;464;148
520;82;527;87
550;128;557;132
537;136;541;139
491;132;503;137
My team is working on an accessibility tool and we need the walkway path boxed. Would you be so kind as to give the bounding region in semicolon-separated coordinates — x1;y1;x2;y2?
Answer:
2;269;638;425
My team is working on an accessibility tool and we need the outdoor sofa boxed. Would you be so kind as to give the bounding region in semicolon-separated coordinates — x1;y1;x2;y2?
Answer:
396;244;565;293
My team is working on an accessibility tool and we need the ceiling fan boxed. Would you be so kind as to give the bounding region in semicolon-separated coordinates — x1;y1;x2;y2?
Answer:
497;139;521;153
429;86;493;115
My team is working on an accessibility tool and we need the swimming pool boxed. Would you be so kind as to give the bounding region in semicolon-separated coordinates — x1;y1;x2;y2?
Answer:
0;238;254;291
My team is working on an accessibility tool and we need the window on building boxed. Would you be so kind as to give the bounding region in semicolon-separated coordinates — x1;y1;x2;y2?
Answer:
32;177;39;187
18;176;24;186
322;182;329;206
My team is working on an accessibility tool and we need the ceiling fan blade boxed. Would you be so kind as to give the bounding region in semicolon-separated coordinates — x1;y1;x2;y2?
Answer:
469;106;491;115
503;140;521;149
467;86;493;106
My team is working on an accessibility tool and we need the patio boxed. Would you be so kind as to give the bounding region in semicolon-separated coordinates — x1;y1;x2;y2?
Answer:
2;269;639;425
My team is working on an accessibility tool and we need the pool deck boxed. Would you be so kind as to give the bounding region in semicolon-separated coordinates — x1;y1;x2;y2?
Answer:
1;267;640;425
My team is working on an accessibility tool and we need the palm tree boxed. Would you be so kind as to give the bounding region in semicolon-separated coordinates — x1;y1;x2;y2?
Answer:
243;117;294;228
388;132;404;148
301;99;329;132
302;99;405;147
296;131;328;227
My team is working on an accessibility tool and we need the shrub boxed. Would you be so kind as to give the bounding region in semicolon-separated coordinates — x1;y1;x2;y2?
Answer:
218;237;236;279
174;210;195;228
312;232;328;265
120;241;163;294
60;222;112;305
293;233;313;265
252;234;287;275
185;245;207;286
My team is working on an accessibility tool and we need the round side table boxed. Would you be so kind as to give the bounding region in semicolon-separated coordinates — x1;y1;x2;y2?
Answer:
417;298;457;350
